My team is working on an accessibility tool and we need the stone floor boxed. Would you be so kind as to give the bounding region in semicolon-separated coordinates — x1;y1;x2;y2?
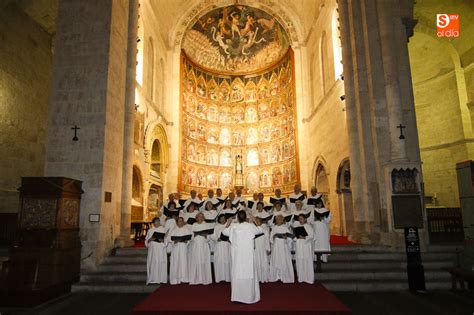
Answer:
0;290;472;315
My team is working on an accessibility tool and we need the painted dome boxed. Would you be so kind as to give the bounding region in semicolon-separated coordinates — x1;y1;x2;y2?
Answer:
182;5;290;75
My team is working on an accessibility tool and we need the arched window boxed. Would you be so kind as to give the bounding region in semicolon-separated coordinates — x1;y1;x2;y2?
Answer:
159;58;165;113
315;164;329;194
319;32;327;94
332;9;343;80
148;38;155;101
132;167;142;202
336;159;351;192
151;140;161;173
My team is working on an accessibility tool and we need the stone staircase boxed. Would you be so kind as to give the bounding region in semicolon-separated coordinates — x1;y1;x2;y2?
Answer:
72;244;461;293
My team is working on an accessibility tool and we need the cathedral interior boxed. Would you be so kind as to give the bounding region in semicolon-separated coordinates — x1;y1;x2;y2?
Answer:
0;0;473;313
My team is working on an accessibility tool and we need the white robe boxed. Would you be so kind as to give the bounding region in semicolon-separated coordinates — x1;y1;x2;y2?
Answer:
203;209;219;227
223;222;263;304
201;197;221;211
145;226;168;284
180;210;199;225
269;225;295;283
233;196;247;210
254;225;270;283
168;225;192;284
188;222;212;285
288;192;307;211
221;207;238;222
271;210;291;228
254;210;272;227
292;222;314;284
183;197;202;209
312;207;332;262
211;223;232;282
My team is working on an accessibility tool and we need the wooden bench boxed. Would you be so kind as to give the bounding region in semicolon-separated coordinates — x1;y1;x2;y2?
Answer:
443;267;474;290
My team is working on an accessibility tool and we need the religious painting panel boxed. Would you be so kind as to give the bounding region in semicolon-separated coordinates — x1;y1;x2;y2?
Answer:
247;148;259;166
179;51;299;195
208;79;218;101
197;76;207;98
220;172;233;193
220;149;232;167
207;171;218;188
219;128;231;145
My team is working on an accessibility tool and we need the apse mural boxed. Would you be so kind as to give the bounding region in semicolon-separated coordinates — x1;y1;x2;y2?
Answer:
179;50;299;195
182;5;290;75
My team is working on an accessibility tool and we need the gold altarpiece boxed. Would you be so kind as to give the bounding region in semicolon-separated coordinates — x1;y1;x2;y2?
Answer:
178;49;300;195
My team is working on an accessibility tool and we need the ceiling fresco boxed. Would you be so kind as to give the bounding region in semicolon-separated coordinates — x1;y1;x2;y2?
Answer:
182;5;290;74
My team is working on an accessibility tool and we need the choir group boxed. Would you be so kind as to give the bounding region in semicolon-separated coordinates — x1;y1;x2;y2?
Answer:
145;184;332;285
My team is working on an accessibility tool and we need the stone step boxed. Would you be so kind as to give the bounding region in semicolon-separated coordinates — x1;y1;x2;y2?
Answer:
72;277;451;293
105;252;456;265
426;244;463;253
80;268;451;284
320;279;451;292
72;281;159;293
96;258;455;273
316;270;451;281
81;272;147;282
320;260;454;271
113;244;395;256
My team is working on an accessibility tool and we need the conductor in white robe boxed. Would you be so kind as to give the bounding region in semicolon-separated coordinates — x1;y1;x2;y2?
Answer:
168;217;192;284
145;217;168;284
222;211;263;304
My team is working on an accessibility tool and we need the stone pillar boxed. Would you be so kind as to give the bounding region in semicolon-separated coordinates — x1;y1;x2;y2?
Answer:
338;0;372;243
118;0;139;248
377;0;408;162
44;0;129;270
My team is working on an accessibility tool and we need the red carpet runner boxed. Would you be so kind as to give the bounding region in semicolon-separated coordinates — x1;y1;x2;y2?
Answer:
132;282;351;315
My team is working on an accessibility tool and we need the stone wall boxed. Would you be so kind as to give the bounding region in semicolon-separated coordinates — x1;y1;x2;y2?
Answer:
301;0;350;236
409;1;474;208
0;4;52;213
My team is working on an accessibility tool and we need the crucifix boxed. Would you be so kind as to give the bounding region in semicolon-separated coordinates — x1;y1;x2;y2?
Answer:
397;124;406;140
71;125;80;141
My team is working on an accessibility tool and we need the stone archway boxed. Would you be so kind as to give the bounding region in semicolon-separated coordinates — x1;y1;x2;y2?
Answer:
336;158;352;236
131;165;145;222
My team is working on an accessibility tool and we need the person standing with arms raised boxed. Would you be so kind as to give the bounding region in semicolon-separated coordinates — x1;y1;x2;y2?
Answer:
222;211;264;304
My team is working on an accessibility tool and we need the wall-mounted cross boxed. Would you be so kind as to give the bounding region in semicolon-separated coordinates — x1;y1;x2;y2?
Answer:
397;124;406;140
71;125;80;141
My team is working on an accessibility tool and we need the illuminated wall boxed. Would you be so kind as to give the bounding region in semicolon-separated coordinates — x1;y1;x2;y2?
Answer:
179;50;299;195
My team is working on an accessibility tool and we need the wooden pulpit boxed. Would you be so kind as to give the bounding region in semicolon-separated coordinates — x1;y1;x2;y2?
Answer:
1;177;83;306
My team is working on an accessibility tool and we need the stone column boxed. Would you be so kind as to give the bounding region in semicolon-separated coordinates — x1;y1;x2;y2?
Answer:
118;0;139;248
377;0;408;161
44;0;129;270
338;0;371;243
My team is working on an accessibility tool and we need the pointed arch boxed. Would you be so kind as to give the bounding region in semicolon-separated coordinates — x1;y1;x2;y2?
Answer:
147;37;155;100
145;122;169;173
